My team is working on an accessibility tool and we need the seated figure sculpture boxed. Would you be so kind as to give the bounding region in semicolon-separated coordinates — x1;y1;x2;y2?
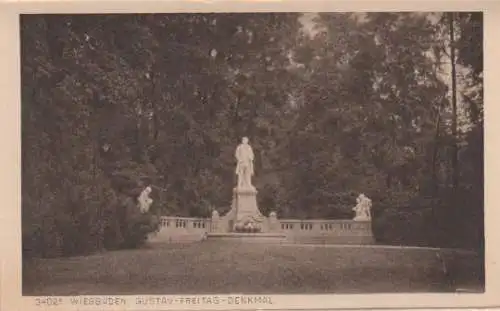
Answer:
138;186;153;213
353;193;372;221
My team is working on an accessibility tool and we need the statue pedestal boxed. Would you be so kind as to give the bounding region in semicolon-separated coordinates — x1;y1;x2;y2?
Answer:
353;216;371;221
207;188;285;242
209;183;280;236
232;186;265;232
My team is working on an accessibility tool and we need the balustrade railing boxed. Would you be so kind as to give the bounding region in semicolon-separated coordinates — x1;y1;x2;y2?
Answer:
151;216;372;244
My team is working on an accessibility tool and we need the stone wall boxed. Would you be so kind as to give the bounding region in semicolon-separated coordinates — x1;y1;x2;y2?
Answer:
149;216;374;245
278;219;374;245
148;216;211;243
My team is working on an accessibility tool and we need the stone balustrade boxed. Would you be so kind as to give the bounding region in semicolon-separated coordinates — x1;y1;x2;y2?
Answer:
149;216;212;243
277;219;374;244
149;215;374;245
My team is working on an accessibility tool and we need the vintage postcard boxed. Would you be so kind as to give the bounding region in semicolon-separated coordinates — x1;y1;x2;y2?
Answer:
1;0;498;310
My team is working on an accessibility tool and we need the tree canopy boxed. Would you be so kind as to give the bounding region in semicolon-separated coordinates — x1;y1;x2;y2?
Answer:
21;12;483;257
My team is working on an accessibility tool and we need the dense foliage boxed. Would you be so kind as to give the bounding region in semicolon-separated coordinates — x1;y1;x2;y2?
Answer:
21;13;483;258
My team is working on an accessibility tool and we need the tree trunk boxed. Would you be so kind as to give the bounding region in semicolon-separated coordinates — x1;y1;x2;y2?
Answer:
150;70;160;163
431;107;442;195
135;102;143;163
449;12;459;192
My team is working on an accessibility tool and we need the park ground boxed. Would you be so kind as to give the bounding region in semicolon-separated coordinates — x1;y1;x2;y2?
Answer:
23;241;484;295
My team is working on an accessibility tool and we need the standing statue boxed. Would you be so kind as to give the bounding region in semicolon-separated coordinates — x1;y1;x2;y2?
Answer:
138;186;153;213
235;137;255;189
353;193;372;221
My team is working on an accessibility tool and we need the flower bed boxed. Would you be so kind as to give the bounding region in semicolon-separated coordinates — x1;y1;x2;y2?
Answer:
234;221;262;233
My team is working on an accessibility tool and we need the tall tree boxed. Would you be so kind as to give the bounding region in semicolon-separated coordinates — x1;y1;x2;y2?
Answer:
448;12;459;191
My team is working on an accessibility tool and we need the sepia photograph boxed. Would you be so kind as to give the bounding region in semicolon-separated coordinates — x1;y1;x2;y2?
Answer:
15;8;485;303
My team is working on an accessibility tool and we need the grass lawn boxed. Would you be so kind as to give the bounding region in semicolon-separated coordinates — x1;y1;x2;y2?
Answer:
22;241;484;295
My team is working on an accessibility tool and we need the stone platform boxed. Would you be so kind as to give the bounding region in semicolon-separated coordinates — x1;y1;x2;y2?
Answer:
205;232;287;244
150;216;374;245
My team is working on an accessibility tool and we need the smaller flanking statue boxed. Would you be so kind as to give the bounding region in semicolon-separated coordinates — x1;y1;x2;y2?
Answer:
138;186;153;213
235;136;255;189
352;193;372;221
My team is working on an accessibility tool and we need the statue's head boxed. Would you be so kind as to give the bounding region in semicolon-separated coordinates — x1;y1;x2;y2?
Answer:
242;137;249;144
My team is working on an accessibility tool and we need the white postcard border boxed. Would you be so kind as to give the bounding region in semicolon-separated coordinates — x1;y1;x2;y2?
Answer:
1;1;498;310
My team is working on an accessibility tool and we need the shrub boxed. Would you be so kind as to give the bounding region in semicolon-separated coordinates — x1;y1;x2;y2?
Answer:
22;176;161;258
114;193;160;249
372;192;483;251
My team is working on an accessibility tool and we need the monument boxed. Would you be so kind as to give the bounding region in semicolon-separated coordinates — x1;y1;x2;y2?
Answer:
201;138;373;244
206;137;286;242
232;137;266;232
235;137;254;190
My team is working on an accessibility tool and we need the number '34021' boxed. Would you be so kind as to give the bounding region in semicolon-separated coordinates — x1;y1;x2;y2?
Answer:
35;297;63;306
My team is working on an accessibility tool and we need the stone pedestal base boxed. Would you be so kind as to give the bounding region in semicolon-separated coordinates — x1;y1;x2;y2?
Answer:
353;216;371;222
210;186;279;235
205;232;287;244
232;187;265;232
